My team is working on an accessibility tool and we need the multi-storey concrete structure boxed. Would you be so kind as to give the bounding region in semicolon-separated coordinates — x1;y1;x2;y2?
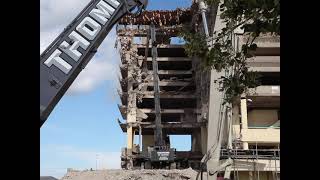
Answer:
218;33;280;180
198;1;280;179
116;9;205;168
116;1;279;179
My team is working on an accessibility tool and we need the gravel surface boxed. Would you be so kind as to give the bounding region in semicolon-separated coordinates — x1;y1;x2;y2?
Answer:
61;168;208;180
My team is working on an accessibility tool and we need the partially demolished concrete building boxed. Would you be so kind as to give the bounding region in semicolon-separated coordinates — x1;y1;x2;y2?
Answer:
116;8;205;169
116;1;280;179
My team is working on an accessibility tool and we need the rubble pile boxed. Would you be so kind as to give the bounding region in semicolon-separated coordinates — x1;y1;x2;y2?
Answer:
61;168;207;180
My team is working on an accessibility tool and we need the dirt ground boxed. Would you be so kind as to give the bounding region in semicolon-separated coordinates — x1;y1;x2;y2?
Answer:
61;168;208;180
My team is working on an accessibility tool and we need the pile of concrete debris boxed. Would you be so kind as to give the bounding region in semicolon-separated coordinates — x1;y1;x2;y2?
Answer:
61;168;208;180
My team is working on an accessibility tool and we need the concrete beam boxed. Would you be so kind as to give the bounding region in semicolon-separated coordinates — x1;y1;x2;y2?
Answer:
146;81;192;86
120;126;201;135
142;92;196;98
249;67;280;72
119;92;196;106
119;107;196;117
137;44;184;49
247;56;280;67
246;96;280;108
142;122;206;129
148;70;192;75
239;35;280;48
120;122;206;130
147;57;191;61
247;86;280;97
248;56;280;63
140;108;195;114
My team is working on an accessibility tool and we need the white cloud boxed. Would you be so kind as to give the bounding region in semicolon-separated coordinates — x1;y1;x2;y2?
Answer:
40;0;90;31
40;27;63;53
65;55;117;95
40;0;90;53
41;0;120;95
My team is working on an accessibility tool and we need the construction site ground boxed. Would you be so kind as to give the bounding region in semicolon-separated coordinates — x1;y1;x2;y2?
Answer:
61;168;208;180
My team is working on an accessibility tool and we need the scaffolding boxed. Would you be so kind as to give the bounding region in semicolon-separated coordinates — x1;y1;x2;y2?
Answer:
219;145;280;180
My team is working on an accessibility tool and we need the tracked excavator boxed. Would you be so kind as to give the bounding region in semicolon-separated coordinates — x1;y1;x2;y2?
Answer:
40;0;176;169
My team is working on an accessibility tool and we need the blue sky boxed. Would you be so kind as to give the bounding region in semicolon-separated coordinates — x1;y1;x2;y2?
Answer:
40;0;192;178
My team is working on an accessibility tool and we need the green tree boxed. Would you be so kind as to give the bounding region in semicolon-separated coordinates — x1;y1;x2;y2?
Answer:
180;0;280;103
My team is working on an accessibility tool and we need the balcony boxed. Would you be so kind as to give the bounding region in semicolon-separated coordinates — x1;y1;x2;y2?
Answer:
249;66;280;72
246;86;280;108
247;56;280;67
239;34;280;48
248;86;280;97
241;127;280;143
219;158;280;172
239;33;280;73
248;56;280;72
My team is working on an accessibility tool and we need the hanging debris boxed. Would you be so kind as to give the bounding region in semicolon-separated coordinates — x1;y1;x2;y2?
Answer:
119;8;192;26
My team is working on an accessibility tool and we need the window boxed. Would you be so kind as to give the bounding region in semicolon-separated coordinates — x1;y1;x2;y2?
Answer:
169;135;191;151
170;37;186;45
248;109;280;128
133;37;144;45
258;72;280;85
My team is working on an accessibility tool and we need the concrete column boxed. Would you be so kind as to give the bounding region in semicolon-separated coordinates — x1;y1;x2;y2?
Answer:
240;97;248;129
127;125;134;152
240;97;249;150
206;69;225;180
243;142;249;150
126;124;135;169
204;7;226;180
126;80;136;153
126;92;136;153
248;171;253;180
201;127;207;155
192;130;202;152
232;105;240;136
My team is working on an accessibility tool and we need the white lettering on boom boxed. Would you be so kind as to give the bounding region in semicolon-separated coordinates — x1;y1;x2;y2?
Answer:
43;0;121;74
76;17;101;41
89;0;115;25
44;50;72;74
59;31;90;61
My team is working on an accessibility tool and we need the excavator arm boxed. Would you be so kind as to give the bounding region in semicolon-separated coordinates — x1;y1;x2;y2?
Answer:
40;0;148;127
